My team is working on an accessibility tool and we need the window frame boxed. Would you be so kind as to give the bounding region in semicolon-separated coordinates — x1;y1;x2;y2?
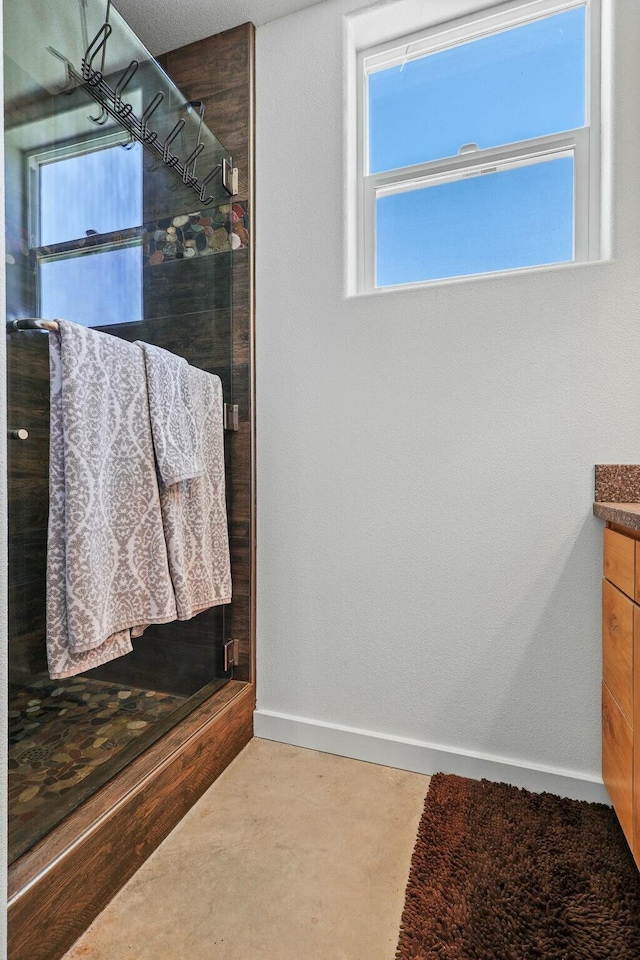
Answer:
356;0;602;293
26;131;144;322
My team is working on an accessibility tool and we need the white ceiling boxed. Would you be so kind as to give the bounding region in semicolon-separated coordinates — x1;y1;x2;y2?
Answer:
112;0;324;55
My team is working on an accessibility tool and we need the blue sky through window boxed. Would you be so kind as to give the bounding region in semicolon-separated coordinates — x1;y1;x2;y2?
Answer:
40;142;143;245
38;141;143;326
40;245;143;327
368;7;586;174
376;156;574;287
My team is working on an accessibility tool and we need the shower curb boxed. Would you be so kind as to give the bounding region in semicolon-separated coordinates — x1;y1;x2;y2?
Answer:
8;681;254;960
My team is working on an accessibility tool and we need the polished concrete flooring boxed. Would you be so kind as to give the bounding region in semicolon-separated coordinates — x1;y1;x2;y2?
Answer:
64;738;429;959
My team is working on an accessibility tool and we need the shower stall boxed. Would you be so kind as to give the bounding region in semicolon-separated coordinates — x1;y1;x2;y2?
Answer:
4;2;255;956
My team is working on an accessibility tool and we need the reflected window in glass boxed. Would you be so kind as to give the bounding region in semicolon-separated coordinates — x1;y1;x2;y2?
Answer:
29;136;143;326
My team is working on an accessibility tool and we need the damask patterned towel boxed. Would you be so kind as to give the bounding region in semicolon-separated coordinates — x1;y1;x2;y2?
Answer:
157;366;232;618
135;341;204;486
47;321;178;680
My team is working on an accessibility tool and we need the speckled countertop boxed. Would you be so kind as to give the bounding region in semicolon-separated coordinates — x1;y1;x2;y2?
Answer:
593;501;640;533
595;465;640;502
593;465;640;531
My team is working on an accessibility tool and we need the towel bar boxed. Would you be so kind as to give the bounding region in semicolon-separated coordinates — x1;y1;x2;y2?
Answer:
7;318;59;333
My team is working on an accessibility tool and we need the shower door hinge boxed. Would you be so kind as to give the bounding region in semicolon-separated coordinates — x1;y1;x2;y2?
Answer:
224;403;239;432
224;639;240;671
222;158;239;197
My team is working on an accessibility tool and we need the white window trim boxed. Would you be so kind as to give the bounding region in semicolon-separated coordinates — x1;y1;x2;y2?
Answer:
355;0;603;294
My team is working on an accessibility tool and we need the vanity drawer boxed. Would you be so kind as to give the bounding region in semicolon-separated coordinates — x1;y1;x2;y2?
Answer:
602;579;634;723
604;527;636;600
635;606;640;862
602;681;634;853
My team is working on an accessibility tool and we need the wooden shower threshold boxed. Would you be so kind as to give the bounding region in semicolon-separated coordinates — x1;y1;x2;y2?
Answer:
7;679;255;960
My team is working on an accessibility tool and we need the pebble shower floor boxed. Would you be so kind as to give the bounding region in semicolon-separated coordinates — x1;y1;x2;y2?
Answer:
8;676;185;861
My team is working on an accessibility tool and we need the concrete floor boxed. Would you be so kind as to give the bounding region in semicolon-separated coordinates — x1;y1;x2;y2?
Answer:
63;738;429;960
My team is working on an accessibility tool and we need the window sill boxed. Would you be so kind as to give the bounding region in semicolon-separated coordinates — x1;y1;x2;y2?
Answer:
347;257;614;299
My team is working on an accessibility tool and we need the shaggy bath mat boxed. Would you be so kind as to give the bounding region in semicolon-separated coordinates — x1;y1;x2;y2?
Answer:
396;773;640;960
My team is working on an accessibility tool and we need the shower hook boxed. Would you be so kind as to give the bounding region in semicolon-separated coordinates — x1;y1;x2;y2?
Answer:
83;22;112;83
93;0;113;98
199;164;222;205
78;0;89;57
187;100;205;179
121;130;137;150
163;119;185;165
89;104;110;125
114;60;139;116
46;46;77;95
141;92;164;139
182;144;205;184
102;0;113;68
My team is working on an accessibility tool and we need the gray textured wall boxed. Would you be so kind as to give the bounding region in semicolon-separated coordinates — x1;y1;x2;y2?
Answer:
255;0;638;789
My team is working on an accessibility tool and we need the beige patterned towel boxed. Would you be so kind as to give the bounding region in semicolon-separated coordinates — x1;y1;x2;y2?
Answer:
135;341;203;486
156;366;232;618
47;321;178;680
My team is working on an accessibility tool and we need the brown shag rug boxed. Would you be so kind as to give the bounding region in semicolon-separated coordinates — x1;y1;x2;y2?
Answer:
396;774;640;960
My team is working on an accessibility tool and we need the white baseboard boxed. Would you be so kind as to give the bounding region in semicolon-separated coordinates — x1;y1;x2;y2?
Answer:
254;709;610;804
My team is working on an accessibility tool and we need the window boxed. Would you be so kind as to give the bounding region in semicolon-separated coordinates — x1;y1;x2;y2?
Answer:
356;0;603;292
29;135;143;326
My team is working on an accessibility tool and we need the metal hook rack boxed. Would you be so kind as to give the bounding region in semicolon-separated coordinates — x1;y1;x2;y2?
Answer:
75;22;238;203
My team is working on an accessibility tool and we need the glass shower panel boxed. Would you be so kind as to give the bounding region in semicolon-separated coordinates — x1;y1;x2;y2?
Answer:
5;0;235;863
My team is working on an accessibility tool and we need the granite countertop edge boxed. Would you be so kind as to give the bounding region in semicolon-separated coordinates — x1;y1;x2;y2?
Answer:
593;501;640;532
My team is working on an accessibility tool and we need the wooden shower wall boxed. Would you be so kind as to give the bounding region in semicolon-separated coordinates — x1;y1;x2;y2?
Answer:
160;23;256;685
5;134;48;680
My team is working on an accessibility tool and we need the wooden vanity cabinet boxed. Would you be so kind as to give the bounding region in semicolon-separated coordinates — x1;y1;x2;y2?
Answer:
602;524;640;867
635;606;640;860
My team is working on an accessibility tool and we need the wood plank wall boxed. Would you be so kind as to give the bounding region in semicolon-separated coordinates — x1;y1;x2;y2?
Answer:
5;110;49;679
160;23;256;683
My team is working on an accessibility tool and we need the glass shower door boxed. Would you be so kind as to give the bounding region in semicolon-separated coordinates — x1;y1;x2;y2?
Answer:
5;0;236;863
